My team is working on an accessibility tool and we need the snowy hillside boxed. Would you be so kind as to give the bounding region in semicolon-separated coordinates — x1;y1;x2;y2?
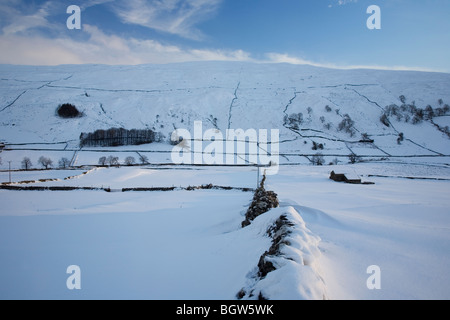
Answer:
1;62;450;300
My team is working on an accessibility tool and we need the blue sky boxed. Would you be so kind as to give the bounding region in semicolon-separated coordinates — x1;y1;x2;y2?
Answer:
0;0;449;72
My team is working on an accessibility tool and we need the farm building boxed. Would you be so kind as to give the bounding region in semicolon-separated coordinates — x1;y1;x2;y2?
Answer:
330;171;362;184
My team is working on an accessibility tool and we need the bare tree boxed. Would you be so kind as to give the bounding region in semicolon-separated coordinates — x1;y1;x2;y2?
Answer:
22;157;32;170
349;153;361;164
380;114;390;127
338;114;355;136
312;141;324;151
38;156;53;169
98;156;107;166
311;153;325;166
425;105;434;120
443;105;450;114
124;156;136;166
139;154;149;165
444;126;450;138
397;133;404;145
59;157;71;169
107;156;119;167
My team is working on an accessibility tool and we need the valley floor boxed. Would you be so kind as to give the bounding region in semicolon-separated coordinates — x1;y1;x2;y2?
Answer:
0;162;449;300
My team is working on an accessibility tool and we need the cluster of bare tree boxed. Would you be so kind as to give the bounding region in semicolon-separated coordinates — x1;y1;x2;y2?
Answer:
310;153;364;166
16;153;150;170
98;154;149;167
98;156;120;167
311;153;325;166
337;114;356;137
17;156;71;170
80;128;160;147
56;103;83;119
382;96;450;126
284;113;304;130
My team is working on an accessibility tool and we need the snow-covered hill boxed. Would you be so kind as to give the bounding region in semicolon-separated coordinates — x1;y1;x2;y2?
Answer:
1;62;449;166
1;62;450;300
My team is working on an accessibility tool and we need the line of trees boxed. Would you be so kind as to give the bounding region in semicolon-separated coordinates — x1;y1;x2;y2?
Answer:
98;154;149;167
14;154;150;170
310;153;364;166
80;128;162;147
20;156;56;170
18;156;66;170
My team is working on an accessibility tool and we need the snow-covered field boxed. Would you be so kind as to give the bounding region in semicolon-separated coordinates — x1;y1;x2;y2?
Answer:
0;188;259;299
269;164;450;300
1;62;449;300
0;163;449;300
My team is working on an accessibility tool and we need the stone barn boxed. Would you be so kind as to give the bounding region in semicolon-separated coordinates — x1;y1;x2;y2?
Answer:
330;171;362;184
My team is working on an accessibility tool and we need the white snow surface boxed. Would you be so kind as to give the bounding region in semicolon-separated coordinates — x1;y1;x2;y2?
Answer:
240;207;326;300
269;164;450;300
0;184;325;300
1;62;450;166
0;164;449;300
1;62;450;300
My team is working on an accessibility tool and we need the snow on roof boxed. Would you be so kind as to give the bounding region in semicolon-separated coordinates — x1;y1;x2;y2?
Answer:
341;172;361;181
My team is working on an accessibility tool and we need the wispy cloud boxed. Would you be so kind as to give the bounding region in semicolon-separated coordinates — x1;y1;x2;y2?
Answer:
1;0;48;35
0;24;252;65
111;0;223;40
328;0;358;8
0;0;239;65
0;0;222;40
0;0;246;65
265;53;442;73
80;0;115;10
1;31;437;73
0;0;444;72
265;53;318;67
0;0;67;36
338;0;358;5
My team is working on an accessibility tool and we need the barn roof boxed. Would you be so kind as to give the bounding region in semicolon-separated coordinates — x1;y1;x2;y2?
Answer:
342;172;361;181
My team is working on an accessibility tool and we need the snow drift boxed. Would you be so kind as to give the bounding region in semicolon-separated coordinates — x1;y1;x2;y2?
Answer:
239;206;326;300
